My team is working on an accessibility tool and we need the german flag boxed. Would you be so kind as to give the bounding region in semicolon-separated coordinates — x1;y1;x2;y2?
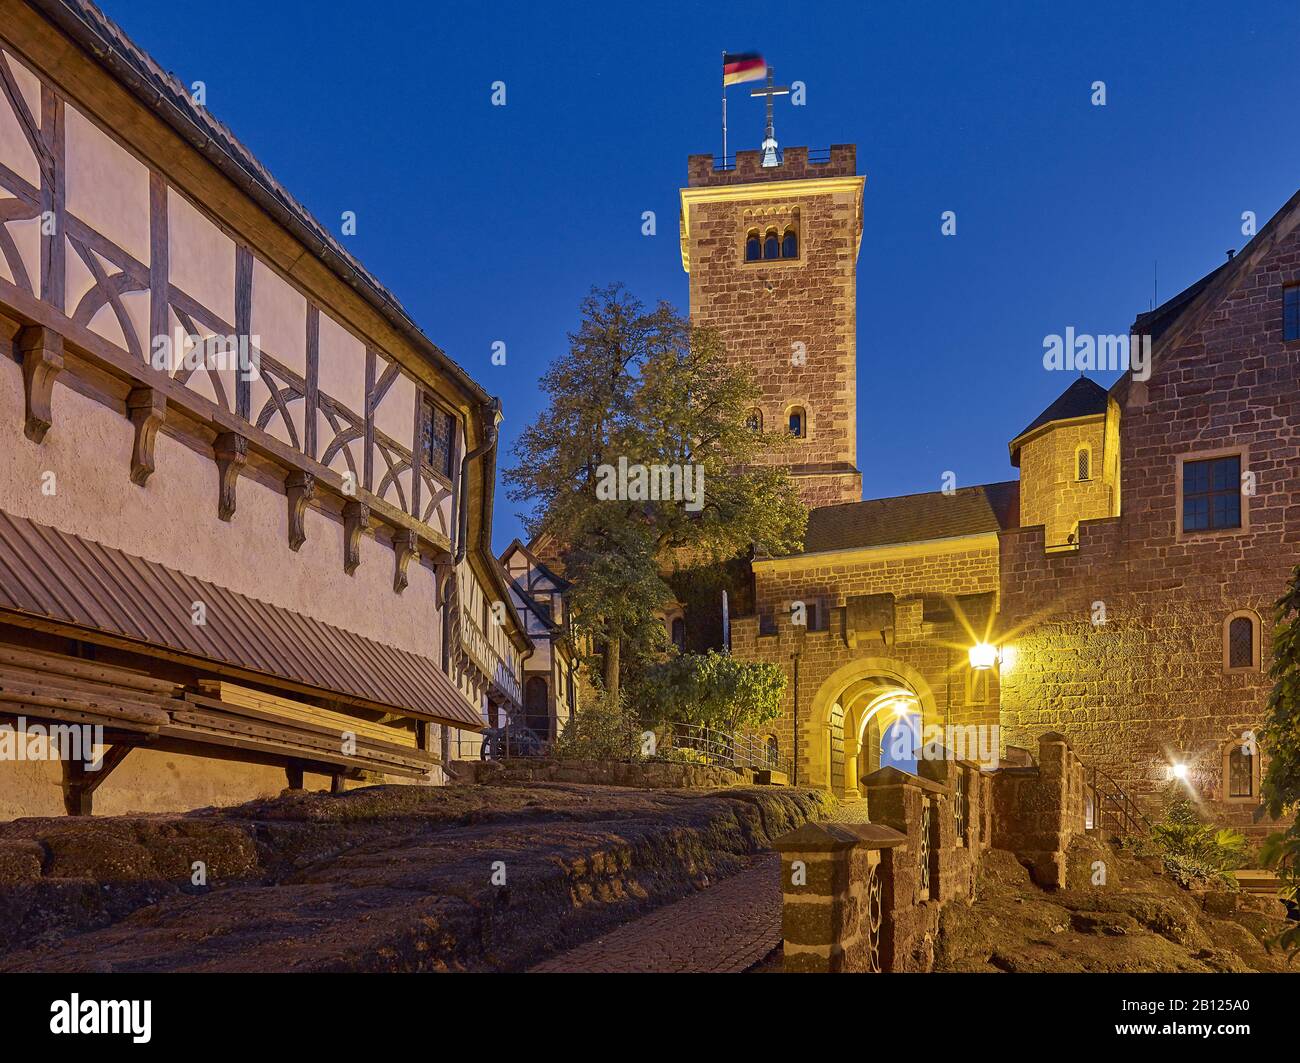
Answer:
723;52;766;86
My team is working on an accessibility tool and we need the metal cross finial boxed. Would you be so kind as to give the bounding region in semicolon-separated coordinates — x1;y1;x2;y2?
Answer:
750;66;790;167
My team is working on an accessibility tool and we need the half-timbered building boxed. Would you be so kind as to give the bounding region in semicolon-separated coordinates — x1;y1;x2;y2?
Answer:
0;0;528;816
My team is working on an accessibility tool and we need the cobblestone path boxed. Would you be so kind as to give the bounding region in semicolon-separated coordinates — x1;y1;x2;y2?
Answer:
530;800;867;973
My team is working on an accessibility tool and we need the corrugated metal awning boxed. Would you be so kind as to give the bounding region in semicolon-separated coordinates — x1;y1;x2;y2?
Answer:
0;509;481;729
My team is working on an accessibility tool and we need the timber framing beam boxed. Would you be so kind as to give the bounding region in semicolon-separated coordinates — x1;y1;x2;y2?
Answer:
61;743;133;816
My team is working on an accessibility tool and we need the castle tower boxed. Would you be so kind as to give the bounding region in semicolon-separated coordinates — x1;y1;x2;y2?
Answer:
679;145;865;508
1008;376;1119;550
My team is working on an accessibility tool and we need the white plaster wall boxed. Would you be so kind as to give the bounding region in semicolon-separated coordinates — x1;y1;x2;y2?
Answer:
63;104;150;268
0;363;441;660
0;50;40;188
317;310;365;416
168;187;235;326
250;257;306;376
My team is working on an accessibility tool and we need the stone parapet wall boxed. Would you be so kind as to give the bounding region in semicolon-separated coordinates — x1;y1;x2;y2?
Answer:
453;758;758;790
990;732;1089;887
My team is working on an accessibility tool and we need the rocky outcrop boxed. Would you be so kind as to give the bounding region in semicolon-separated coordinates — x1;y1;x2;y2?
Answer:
934;834;1293;973
0;782;832;971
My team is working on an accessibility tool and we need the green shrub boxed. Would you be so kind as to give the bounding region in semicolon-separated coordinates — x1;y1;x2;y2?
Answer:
1132;786;1250;888
551;692;644;762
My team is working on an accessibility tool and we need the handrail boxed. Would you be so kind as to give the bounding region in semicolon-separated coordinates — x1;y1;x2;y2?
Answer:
1088;765;1153;837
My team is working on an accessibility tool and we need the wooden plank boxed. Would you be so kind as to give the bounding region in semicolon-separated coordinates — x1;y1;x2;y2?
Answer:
0;644;179;693
0;703;159;733
0;688;168;727
171;708;434;771
0;664;177;712
158;722;426;777
182;692;423;758
198;680;417;748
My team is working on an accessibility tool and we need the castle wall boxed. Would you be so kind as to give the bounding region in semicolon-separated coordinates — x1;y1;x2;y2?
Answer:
998;221;1300;827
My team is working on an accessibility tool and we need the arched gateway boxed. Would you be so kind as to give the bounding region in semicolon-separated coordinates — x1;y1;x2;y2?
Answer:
805;658;941;799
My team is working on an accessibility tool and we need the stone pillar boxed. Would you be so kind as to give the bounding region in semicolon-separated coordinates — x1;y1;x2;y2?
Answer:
773;820;905;973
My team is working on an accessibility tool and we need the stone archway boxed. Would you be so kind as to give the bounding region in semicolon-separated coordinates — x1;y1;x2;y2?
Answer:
805;658;941;799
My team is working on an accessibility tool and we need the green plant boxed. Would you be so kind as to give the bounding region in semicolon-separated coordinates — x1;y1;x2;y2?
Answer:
1260;563;1300;954
635;650;787;734
1138;786;1250;888
550;691;644;762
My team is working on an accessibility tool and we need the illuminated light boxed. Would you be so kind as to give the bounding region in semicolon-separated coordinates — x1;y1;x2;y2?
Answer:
1171;763;1189;781
968;642;998;671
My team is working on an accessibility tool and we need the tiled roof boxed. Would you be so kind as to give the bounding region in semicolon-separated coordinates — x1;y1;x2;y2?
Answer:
797;481;1020;555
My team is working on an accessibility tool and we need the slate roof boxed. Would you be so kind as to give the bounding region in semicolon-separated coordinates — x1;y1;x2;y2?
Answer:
797;481;1020;556
1010;376;1110;448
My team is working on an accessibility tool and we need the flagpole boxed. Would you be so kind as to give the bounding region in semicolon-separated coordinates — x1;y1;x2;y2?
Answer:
721;50;727;165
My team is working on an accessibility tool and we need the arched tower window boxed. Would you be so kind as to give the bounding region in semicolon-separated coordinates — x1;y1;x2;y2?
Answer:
1222;735;1260;801
787;406;806;439
1076;445;1092;482
745;230;761;262
745;408;763;432
1224;611;1260;672
782;227;798;258
763;229;780;259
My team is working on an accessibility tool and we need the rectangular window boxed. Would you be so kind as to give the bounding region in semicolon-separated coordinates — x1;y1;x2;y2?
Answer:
1285;285;1300;342
1181;455;1241;532
420;399;456;480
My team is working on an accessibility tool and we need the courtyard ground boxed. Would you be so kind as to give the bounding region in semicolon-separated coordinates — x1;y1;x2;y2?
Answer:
0;782;829;972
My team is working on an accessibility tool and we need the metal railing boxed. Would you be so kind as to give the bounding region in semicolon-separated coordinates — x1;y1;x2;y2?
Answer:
665;723;792;777
1088;765;1153;838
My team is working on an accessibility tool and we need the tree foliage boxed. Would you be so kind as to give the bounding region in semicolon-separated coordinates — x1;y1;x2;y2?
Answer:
504;284;806;700
636;650;787;734
1260;563;1300;951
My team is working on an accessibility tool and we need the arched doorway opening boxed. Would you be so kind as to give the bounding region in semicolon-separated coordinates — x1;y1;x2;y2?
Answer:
524;676;551;741
805;659;940;799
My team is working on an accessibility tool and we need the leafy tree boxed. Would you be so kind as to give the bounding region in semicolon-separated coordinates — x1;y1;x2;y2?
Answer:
505;284;806;704
637;650;787;735
1260;563;1300;950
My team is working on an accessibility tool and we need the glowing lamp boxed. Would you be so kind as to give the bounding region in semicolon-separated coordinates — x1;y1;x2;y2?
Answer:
968;642;998;671
1171;763;1189;781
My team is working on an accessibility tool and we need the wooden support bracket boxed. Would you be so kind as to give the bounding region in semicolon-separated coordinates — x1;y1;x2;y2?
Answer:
126;386;167;486
342;500;370;575
285;471;315;552
392;527;420;593
213;431;248;522
17;325;63;443
62;743;133;816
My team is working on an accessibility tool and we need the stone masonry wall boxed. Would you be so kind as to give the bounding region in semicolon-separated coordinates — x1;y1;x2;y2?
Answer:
999;219;1300;827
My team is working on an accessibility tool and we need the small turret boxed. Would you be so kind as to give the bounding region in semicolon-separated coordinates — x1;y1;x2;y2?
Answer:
1009;377;1117;550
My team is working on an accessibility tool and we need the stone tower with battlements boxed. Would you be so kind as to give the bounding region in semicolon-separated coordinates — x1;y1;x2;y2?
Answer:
679;145;865;508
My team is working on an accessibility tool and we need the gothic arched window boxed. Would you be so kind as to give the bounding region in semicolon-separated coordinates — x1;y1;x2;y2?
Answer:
782;227;798;258
745;230;761;261
1076;445;1092;482
763;229;780;259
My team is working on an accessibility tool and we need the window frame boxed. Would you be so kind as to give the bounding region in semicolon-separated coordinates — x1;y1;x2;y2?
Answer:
1284;284;1300;342
1075;443;1092;482
1175;446;1250;541
786;404;808;440
419;395;458;484
1223;609;1262;673
1221;737;1261;803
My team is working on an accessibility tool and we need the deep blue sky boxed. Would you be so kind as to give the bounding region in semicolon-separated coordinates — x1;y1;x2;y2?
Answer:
106;0;1300;551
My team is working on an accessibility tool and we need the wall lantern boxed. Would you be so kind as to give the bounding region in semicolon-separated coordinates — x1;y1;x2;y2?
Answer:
968;642;999;671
